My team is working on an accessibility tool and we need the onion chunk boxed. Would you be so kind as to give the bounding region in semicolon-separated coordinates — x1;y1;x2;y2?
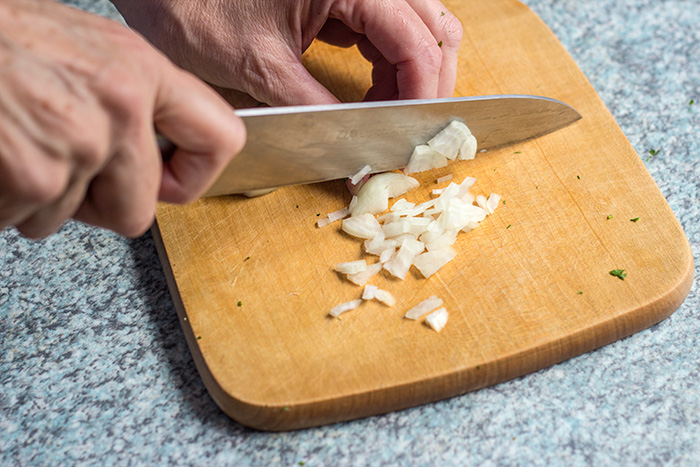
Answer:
405;296;443;320
425;307;449;332
329;299;363;317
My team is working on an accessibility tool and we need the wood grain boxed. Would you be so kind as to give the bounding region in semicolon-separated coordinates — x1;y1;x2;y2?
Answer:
152;0;694;430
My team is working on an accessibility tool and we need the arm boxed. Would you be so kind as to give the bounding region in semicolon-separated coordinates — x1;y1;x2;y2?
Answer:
0;0;245;238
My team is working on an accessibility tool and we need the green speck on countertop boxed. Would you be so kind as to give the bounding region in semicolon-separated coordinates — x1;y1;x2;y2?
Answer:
244;256;251;261
282;406;290;412
577;175;581;180
507;224;512;229
578;291;583;295
197;335;202;340
607;214;613;220
237;301;242;307
631;217;640;222
609;269;627;280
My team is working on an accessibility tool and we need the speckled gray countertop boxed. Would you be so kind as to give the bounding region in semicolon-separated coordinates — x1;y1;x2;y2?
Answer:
1;0;698;465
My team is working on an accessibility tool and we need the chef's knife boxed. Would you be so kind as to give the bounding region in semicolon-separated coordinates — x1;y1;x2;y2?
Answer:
203;95;581;197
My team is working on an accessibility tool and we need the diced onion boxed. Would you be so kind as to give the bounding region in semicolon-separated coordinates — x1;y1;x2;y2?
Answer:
334;260;367;275
405;295;443;320
350;164;373;185
413;247;457;278
457;134;478;161
351;173;419;217
406;145;448;174
486;193;501;214
427;121;472;160
437;174;454;184
329;299;363;317
362;284;378;300
328;207;350;222
342;213;382;239
317;217;332;228
346;262;382;286
374;289;397;307
425;307;449;332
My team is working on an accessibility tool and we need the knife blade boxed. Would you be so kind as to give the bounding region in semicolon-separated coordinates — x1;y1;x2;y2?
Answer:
203;95;581;197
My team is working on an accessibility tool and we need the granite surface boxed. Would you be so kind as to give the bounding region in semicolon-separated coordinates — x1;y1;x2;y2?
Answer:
1;0;698;465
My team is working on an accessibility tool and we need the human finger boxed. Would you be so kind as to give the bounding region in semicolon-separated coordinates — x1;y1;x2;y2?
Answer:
152;68;248;203
404;0;463;97
329;0;442;99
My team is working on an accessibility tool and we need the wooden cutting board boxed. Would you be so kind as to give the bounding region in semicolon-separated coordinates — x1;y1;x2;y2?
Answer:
152;0;694;431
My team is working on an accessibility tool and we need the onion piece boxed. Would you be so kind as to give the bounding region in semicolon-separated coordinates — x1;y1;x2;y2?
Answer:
362;284;378;300
413;247;457;278
334;260;367;275
350;165;373;185
348;195;358;213
329;299;363;317
346;262;382;286
383;238;424;280
342;213;382;239
374;289;397;307
476;194;488;211
328;206;350;222
457;134;478;161
486;193;501;214
391;199;416;212
405;295;443;320
379;247;395;264
437;174;454;184
427;121;471;160
425;307;449;332
406;145;448;174
351;173;419;217
317;217;332;228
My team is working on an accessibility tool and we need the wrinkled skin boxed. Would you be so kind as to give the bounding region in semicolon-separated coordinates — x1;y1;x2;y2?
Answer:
0;0;245;238
112;0;463;105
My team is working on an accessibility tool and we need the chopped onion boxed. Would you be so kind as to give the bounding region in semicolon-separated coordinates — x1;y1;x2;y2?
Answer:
348;195;358;213
351;173;419;217
334;260;367;275
432;188;445;195
328;206;350;222
425;307;449;332
457;134;478;161
406;145;448;174
427;121;471;160
379;247;395;263
405;295;443;320
317;217;332;228
350;164;373;185
346;262;382;286
329;299;363;317
362;284;378;300
383;238;424;280
342;213;382;239
391;199;416;212
413;247;457;278
374;288;397;307
476;194;488;211
486;193;501;214
437;174;454;184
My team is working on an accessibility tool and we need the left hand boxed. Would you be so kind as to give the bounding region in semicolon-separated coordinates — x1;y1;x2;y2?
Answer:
111;0;463;106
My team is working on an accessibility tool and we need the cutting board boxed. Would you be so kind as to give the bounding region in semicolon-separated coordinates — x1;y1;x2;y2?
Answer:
152;0;694;431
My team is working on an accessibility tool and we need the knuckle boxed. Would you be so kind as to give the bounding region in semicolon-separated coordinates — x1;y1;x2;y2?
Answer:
116;209;155;238
18;169;66;205
443;15;464;45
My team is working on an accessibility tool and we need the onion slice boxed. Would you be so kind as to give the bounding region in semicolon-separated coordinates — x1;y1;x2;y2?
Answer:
425;307;449;332
334;260;367;275
329;299;363;317
405;296;443;320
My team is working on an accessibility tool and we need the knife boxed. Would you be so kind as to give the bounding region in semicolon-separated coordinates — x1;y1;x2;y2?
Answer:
203;95;581;197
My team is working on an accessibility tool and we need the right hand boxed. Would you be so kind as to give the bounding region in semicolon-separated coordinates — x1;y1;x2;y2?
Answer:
0;0;246;239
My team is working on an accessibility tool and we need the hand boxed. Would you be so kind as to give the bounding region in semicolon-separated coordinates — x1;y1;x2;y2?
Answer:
0;0;245;239
112;0;463;106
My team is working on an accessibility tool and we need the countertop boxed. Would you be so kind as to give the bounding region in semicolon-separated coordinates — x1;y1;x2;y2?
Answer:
1;0;698;465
